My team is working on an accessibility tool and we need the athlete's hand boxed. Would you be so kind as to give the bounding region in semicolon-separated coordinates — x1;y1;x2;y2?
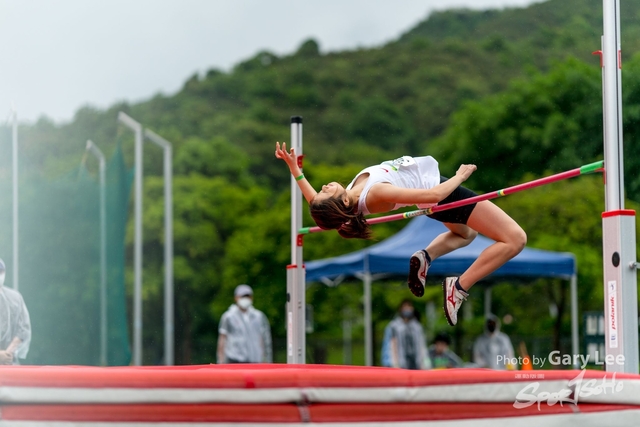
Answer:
275;142;300;173
455;164;477;181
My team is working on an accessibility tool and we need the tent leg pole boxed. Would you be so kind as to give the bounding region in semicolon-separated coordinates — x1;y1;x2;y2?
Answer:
343;307;352;365
484;287;492;318
364;273;372;366
571;274;579;369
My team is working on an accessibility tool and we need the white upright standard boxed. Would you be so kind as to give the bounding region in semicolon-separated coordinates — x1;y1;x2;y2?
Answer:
12;109;19;291
85;140;108;366
600;0;638;374
144;128;175;366
117;112;144;366
287;116;306;364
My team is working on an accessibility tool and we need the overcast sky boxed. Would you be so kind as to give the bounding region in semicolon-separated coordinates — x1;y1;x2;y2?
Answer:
1;0;541;124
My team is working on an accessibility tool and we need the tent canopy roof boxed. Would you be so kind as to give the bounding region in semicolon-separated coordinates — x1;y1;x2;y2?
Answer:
306;216;575;283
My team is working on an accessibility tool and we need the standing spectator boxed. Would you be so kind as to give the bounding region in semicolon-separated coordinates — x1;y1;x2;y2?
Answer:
387;299;430;370
380;321;393;367
473;314;515;370
428;331;464;369
217;284;272;364
0;259;31;365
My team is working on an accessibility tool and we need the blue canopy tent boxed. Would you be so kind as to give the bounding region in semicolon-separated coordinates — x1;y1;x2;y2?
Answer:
305;216;578;366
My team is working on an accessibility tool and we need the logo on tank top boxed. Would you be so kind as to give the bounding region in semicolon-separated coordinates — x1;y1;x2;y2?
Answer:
382;156;416;171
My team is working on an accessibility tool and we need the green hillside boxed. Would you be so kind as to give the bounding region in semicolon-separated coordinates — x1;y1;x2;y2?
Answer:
15;0;640;183
402;0;640;56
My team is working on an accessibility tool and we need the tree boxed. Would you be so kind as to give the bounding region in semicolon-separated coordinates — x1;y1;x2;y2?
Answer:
139;174;270;364
430;58;603;191
430;54;640;205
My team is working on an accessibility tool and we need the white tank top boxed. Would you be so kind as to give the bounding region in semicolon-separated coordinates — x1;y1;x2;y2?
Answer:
347;156;441;215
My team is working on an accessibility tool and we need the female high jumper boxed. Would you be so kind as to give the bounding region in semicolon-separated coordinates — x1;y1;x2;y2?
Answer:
275;142;526;326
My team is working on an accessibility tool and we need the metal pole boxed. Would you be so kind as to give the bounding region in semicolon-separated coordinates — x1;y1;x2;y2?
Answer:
117;112;144;366
363;271;372;367
342;307;352;365
11;109;18;291
600;0;638;374
85;140;107;366
287;116;305;364
144;128;174;366
426;301;436;345
570;273;579;369
484;287;492;319
602;0;624;211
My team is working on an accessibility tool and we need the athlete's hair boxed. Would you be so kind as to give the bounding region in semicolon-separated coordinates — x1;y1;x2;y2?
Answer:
310;196;372;239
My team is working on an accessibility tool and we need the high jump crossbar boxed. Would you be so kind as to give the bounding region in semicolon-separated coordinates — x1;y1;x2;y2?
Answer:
299;160;604;235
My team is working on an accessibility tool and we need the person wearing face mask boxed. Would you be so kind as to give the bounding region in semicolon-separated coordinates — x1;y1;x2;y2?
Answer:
473;314;515;370
217;284;272;364
386;299;430;370
0;258;31;365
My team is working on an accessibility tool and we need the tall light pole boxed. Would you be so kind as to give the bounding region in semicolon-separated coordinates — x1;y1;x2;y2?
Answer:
84;140;107;366
117;112;144;366
144;128;174;366
12;108;18;291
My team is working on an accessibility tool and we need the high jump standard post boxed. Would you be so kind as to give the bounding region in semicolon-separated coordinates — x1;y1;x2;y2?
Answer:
600;0;638;374
287;116;306;364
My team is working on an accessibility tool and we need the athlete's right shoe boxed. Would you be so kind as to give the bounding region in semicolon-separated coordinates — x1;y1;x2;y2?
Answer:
407;250;430;297
443;277;468;326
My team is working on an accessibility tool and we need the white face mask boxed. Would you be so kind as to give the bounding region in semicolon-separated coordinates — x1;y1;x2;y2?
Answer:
237;297;252;310
0;271;5;288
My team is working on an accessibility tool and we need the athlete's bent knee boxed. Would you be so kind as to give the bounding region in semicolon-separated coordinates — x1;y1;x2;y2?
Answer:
454;228;477;245
510;228;527;255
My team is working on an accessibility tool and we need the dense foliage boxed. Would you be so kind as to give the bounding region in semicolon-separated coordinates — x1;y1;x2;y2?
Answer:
4;0;640;365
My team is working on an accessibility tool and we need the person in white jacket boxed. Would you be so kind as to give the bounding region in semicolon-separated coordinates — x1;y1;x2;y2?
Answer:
0;258;31;365
217;284;272;364
387;299;430;370
473;314;515;370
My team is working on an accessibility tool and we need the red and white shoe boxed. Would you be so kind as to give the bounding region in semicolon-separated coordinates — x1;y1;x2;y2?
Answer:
407;250;429;297
443;277;468;326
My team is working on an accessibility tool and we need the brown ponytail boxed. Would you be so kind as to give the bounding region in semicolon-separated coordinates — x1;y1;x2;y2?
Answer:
310;197;372;239
337;212;371;239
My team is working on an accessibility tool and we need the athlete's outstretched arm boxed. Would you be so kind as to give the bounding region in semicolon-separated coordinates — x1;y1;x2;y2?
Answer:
275;141;317;203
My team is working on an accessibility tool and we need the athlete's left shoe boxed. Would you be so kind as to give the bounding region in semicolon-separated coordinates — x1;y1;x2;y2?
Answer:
443;277;468;326
407;250;429;297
